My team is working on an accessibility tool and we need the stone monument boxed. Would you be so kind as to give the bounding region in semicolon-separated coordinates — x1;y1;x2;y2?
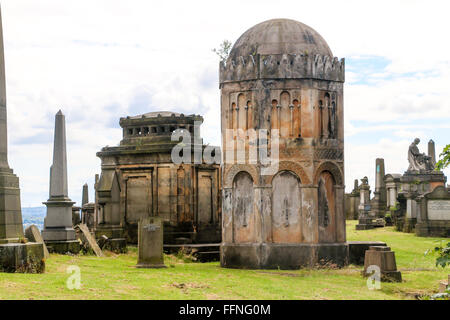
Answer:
356;177;375;230
399;138;446;232
345;179;360;220
0;5;45;273
415;186;450;237
363;246;402;282
220;19;347;269
136;217;166;268
42;111;80;254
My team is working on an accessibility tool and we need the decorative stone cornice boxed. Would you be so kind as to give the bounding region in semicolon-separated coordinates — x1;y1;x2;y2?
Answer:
220;53;345;84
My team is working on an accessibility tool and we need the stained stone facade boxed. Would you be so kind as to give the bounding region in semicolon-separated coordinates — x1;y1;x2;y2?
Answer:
220;19;347;269
95;112;221;245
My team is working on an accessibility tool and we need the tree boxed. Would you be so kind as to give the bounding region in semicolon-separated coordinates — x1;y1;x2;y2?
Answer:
212;40;232;63
436;144;450;170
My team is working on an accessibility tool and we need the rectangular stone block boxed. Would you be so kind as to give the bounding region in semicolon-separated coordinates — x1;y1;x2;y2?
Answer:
137;217;165;268
0;242;45;273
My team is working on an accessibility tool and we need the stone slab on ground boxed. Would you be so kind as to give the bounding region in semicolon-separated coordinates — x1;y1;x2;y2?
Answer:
348;241;387;265
24;225;50;259
0;242;45;273
76;223;103;257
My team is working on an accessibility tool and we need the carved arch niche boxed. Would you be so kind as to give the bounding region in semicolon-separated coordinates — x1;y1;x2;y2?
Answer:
318;91;338;140
271;170;302;243
232;171;255;243
317;170;337;243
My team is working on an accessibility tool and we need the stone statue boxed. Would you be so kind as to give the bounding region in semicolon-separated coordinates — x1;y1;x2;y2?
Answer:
361;176;369;186
407;138;434;172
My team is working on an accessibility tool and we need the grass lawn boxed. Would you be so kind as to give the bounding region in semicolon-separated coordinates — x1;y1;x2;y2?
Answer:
0;221;448;300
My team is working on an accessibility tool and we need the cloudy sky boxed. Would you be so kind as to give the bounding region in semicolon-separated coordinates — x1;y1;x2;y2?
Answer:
2;0;449;207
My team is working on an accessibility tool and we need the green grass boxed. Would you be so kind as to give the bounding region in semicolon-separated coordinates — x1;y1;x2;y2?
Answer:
0;221;448;300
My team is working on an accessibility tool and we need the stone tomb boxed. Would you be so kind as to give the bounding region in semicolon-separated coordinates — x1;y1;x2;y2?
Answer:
137;217;166;268
415;186;450;237
363;246;402;282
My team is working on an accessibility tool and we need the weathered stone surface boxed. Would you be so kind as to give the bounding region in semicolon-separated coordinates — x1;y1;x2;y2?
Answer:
76;223;103;257
0;242;45;273
24;225;49;259
347;241;387;265
137;217;166;268
363;246;402;282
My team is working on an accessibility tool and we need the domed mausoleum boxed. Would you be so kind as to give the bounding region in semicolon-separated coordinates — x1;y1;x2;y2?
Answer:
220;19;347;269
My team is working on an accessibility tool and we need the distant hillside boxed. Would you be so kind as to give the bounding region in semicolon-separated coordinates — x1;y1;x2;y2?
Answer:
22;207;46;231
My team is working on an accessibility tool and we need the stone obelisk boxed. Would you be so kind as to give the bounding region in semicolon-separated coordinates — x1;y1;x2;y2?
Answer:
0;5;25;244
428;139;436;167
0;5;45;273
82;183;88;206
42;110;80;254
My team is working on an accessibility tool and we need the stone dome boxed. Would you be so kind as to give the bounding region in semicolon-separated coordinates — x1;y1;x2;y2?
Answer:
229;19;332;61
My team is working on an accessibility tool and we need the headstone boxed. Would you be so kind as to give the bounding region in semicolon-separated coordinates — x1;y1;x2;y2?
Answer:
75;223;103;257
415;186;450;237
363;246;402;282
42;110;80;254
136;217;166;268
24;225;50;259
0;5;45;273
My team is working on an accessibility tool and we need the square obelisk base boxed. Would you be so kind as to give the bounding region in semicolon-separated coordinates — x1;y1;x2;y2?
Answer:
0;242;45;273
